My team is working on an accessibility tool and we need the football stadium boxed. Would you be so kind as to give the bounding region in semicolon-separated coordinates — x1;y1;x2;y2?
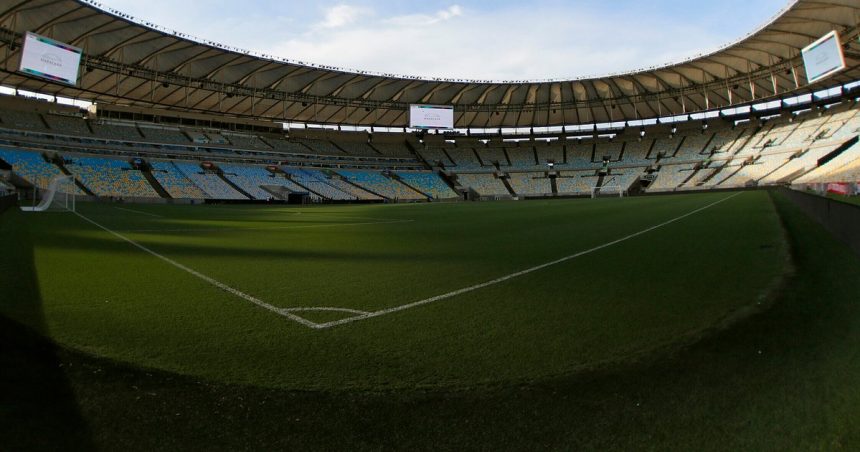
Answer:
1;0;860;449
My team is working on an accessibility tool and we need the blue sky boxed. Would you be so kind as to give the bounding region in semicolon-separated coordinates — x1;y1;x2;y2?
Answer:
96;0;791;80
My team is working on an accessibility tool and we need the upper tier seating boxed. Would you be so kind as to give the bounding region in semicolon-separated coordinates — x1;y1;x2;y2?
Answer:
223;133;272;150
44;114;91;136
536;145;564;167
337;141;379;156
418;147;455;166
372;143;413;158
139;126;190;145
263;137;316;154
507;147;540;169
476;148;510;167
594;141;624;161
447;148;485;169
565;143;600;169
65;156;158;198
295;139;344;156
91;122;143;141
0;111;47;131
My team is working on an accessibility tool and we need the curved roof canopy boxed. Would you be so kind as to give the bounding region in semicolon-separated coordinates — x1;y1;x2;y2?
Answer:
0;0;859;128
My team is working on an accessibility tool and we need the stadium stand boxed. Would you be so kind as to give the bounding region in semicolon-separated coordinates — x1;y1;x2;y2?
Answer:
91;122;143;141
536;144;564;167
43;114;92;136
65;156;159;198
338;170;425;200
295;138;344;156
0;148;82;193
506;147;540;169
0;110;48;131
138;126;190;145
556;171;600;195
447;148;485;169
396;172;458;199
223;133;272;150
221;164;319;200
173;161;247;200
149;161;207;199
284;168;358;200
418;147;455;167
648;163;695;191
456;173;510;196
477;148;510;167
372;142;414;158
507;172;552;196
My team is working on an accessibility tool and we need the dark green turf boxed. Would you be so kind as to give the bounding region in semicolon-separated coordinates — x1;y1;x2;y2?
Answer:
0;192;789;390
2;190;859;450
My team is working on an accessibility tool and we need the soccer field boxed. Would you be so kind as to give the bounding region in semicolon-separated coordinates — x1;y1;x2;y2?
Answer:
0;191;790;390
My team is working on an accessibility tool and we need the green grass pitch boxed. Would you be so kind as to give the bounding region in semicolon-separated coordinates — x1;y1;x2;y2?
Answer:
3;191;788;389
3;190;860;450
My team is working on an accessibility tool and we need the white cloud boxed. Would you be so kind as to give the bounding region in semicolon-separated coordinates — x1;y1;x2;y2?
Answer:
318;4;369;29
93;0;787;81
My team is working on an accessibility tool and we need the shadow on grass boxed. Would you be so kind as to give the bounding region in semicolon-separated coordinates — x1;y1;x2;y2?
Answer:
1;192;859;450
0;209;94;450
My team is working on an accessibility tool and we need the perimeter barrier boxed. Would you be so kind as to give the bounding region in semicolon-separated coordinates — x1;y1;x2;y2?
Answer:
779;187;860;257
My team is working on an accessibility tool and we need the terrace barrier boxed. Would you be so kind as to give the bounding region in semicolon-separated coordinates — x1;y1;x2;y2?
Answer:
779;187;860;257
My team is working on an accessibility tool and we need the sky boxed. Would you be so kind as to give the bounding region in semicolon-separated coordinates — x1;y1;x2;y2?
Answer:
95;0;791;81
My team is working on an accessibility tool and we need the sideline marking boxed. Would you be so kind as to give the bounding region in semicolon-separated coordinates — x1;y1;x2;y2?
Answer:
113;206;163;218
310;192;744;329
72;211;322;329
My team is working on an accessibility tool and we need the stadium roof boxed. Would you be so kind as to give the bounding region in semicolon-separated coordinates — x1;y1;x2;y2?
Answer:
0;0;859;128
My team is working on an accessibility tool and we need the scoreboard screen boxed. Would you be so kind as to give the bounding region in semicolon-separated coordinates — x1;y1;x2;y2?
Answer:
802;30;845;84
18;32;83;86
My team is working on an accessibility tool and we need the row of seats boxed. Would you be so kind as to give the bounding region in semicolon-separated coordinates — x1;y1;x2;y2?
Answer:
150;161;207;199
220;164;315;200
65;156;158;198
283;168;357;201
173;161;247;200
0;148;83;194
456;173;510;196
396;172;458;199
507;172;552;196
337;170;425;200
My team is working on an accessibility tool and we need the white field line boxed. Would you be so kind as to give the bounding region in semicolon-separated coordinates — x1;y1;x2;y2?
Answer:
311;192;744;329
283;307;370;315
113;206;163;218
122;218;413;233
72;211;323;329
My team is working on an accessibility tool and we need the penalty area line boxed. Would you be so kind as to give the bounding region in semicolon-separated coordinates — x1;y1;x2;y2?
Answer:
312;192;745;329
71;211;323;329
